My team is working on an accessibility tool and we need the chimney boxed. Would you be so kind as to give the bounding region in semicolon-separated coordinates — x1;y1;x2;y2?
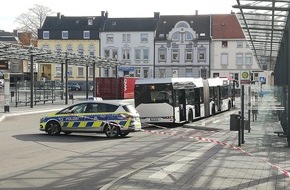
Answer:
105;11;108;19
154;12;160;20
57;12;61;19
195;10;198;15
101;11;105;17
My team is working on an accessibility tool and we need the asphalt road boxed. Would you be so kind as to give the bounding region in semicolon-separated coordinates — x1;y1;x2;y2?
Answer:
0;111;231;190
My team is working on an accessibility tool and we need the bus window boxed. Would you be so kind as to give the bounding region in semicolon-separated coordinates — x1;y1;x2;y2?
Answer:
185;89;195;105
155;91;172;104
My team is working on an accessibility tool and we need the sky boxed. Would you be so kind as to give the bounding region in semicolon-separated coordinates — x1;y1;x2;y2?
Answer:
1;0;237;32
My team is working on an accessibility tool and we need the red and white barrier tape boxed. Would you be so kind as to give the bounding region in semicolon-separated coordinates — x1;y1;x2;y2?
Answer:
141;129;290;178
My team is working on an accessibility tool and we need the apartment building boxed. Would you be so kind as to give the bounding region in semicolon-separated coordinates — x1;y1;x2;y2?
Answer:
100;13;159;78
38;12;107;89
210;14;261;86
155;15;211;78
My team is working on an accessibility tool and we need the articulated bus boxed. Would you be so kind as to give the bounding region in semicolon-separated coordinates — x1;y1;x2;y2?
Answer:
134;77;233;124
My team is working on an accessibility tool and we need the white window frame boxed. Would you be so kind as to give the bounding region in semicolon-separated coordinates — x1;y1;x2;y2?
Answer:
221;53;228;65
159;48;166;62
43;31;49;39
104;49;110;58
185;49;193;61
122;34;131;43
172;49;179;62
143;49;149;60
236;53;244;66
83;31;90;39
67;44;73;53
106;34;114;43
122;49;130;60
78;67;84;77
62;31;68;39
135;49;141;60
141;34;148;43
78;44;84;55
245;53;253;66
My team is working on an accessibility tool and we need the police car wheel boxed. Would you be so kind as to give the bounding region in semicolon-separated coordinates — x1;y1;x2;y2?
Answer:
105;124;120;138
120;132;130;137
46;121;61;136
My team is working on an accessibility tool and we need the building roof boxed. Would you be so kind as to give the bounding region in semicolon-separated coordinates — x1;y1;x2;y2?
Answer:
211;14;245;39
0;30;18;43
102;17;158;32
155;15;211;40
41;14;105;30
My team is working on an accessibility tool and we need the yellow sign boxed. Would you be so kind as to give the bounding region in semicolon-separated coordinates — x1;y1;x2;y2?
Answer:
241;71;249;80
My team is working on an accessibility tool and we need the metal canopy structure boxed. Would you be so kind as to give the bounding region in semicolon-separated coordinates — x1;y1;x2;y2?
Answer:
233;0;290;71
0;42;122;68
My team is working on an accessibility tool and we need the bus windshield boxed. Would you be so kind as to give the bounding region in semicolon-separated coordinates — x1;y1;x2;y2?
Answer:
135;83;173;106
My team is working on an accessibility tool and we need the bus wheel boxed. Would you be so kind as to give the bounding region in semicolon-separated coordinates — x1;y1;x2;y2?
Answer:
188;110;193;123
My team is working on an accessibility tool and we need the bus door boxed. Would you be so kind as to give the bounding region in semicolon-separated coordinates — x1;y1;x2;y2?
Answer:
176;89;186;122
217;87;222;111
194;88;201;117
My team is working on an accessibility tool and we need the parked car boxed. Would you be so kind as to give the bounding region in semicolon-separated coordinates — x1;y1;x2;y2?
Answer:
68;83;81;91
39;101;142;138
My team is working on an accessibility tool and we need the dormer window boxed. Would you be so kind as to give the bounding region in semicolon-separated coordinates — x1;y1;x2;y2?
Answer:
83;31;90;39
62;31;68;39
43;31;49;39
88;19;93;25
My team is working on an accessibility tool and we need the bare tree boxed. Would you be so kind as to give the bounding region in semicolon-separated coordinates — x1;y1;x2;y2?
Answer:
15;4;54;38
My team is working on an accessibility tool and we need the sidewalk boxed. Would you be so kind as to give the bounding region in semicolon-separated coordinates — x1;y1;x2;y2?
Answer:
101;96;290;189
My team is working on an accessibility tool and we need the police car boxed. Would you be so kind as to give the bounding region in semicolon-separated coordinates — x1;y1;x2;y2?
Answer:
39;101;142;138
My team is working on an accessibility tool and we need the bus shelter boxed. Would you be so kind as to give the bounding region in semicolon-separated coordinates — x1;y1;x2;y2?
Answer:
0;42;123;109
233;0;290;146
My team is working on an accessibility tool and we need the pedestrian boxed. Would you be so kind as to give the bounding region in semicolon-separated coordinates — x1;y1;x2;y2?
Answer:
252;104;258;121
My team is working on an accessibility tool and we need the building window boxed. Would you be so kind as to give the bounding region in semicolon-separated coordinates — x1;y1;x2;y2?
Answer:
144;68;149;78
143;49;149;60
201;69;207;79
198;47;206;62
141;34;148;43
62;31;68;39
221;53;228;65
89;44;95;56
245;53;253;65
78;44;84;55
78;67;84;77
185;32;193;41
237;41;243;48
43;31;49;39
56;65;72;77
222;41;228;48
185;69;192;77
106;34;113;43
88;18;93;25
213;73;219;77
172;32;180;41
89;68;94;77
55;44;62;53
159;69;165;78
122;34;131;43
67;44;73;53
135;49;141;60
172;49;179;62
135;67;141;77
83;31;90;39
236;53;244;65
159;48;166;62
122;49;130;60
112;49;118;59
185;49;193;61
104;49;110;58
172;69;178;77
